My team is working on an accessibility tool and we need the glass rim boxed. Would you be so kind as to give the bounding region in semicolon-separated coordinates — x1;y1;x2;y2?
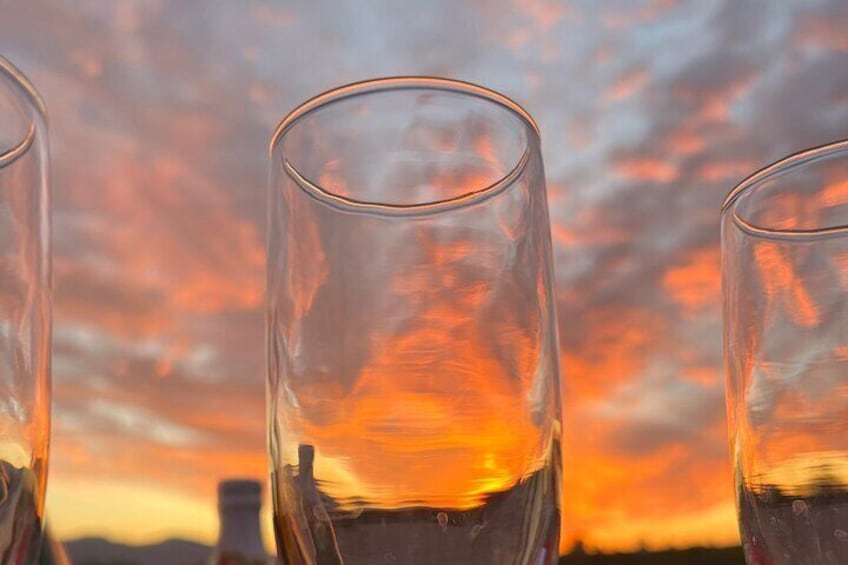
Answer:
0;56;47;169
721;138;848;241
269;76;540;217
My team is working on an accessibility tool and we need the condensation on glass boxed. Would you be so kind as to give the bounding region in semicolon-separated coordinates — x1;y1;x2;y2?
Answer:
722;140;848;565
0;56;51;563
267;78;562;564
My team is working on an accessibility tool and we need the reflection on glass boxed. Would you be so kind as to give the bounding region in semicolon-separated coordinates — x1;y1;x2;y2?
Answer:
723;139;848;565
0;57;51;563
267;78;562;564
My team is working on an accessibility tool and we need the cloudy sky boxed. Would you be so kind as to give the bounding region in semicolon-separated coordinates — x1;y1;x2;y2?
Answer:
2;0;847;553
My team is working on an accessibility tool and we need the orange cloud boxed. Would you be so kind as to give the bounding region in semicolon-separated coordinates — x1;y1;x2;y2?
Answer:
666;129;705;156
662;248;721;314
835;253;848;288
558;293;731;550
754;242;820;328
560;395;735;551
682;366;720;387
601;0;678;30
604;68;650;103
51;369;267;501
78;151;264;316
819;180;848;208
562;307;668;399
793;13;848;53
696;160;757;183
615;157;679;183
671;71;757;128
513;0;566;33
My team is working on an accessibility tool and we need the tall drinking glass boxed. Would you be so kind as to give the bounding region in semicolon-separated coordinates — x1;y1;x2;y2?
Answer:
0;57;51;563
723;140;848;565
267;78;562;564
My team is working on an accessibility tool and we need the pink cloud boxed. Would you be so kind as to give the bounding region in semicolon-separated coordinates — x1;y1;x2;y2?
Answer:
604;68;650;103
615;157;680;183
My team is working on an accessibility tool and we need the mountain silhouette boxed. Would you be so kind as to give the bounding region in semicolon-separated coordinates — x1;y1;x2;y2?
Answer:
64;537;209;565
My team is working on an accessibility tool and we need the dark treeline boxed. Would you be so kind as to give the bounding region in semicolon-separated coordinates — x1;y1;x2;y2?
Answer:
560;546;745;565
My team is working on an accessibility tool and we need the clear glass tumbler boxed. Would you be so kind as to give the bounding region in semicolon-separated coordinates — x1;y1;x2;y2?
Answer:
0;57;51;563
723;140;848;565
267;78;562;564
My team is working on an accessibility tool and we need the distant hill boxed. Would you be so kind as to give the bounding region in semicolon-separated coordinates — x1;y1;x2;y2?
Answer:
64;537;210;565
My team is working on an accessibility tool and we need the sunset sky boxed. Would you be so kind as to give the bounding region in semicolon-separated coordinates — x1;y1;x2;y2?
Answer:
2;0;848;555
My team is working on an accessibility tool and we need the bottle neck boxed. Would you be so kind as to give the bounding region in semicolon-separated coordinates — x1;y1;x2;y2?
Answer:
216;505;266;562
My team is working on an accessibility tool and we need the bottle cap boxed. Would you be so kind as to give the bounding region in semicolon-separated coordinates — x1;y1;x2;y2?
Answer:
218;479;262;510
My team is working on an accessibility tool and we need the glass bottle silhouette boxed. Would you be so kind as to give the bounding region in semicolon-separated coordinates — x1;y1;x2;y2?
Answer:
209;480;269;565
